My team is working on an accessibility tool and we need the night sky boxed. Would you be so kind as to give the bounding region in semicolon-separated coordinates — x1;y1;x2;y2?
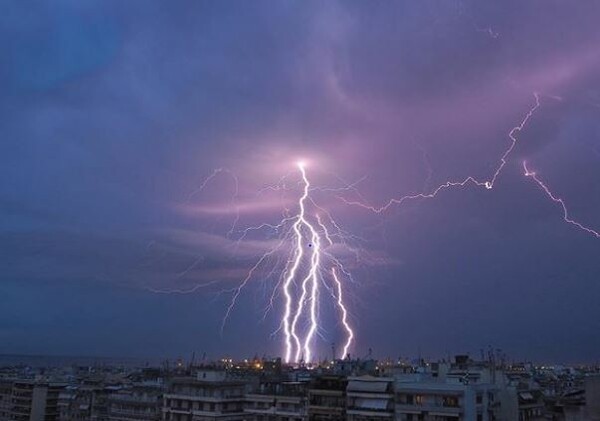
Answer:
1;1;600;364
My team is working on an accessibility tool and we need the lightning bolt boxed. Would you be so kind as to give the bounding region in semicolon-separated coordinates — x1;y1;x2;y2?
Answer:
523;161;600;238
331;266;354;359
282;162;352;363
216;161;356;364
280;162;311;363
149;90;597;365
340;93;599;240
340;93;542;213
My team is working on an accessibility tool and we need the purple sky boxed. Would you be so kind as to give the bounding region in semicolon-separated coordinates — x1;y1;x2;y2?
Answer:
1;1;600;363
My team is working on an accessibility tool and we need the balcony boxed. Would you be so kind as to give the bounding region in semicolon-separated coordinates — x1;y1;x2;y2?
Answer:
395;403;462;416
346;408;394;418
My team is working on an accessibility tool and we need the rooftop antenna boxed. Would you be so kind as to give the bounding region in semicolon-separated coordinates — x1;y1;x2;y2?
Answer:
190;351;196;369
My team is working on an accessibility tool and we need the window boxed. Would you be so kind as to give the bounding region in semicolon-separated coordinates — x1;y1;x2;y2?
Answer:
442;396;458;408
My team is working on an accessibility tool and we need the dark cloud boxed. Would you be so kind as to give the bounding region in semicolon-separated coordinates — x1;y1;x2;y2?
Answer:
1;0;599;362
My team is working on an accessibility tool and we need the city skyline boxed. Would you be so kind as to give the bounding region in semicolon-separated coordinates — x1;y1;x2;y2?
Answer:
1;1;600;363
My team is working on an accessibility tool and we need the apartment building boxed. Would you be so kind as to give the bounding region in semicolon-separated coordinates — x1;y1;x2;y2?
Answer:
394;380;496;421
307;376;347;421
162;371;250;421
392;356;546;421
58;383;116;421
3;381;65;421
107;382;163;421
0;380;12;420
346;376;395;421
245;380;307;421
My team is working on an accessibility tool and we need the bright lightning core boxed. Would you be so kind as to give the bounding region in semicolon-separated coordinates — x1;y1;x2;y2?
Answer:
281;161;355;363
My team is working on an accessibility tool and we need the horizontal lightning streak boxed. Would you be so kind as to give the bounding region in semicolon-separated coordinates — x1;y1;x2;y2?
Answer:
340;93;541;213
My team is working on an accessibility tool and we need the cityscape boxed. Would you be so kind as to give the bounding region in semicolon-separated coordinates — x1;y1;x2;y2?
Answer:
0;353;599;420
2;1;600;421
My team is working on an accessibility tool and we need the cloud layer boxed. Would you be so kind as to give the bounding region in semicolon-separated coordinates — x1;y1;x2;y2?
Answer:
1;0;600;362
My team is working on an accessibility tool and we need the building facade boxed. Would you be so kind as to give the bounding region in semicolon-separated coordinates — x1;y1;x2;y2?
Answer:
245;381;307;421
162;371;250;421
107;383;163;421
346;376;395;421
0;381;65;421
307;376;347;421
